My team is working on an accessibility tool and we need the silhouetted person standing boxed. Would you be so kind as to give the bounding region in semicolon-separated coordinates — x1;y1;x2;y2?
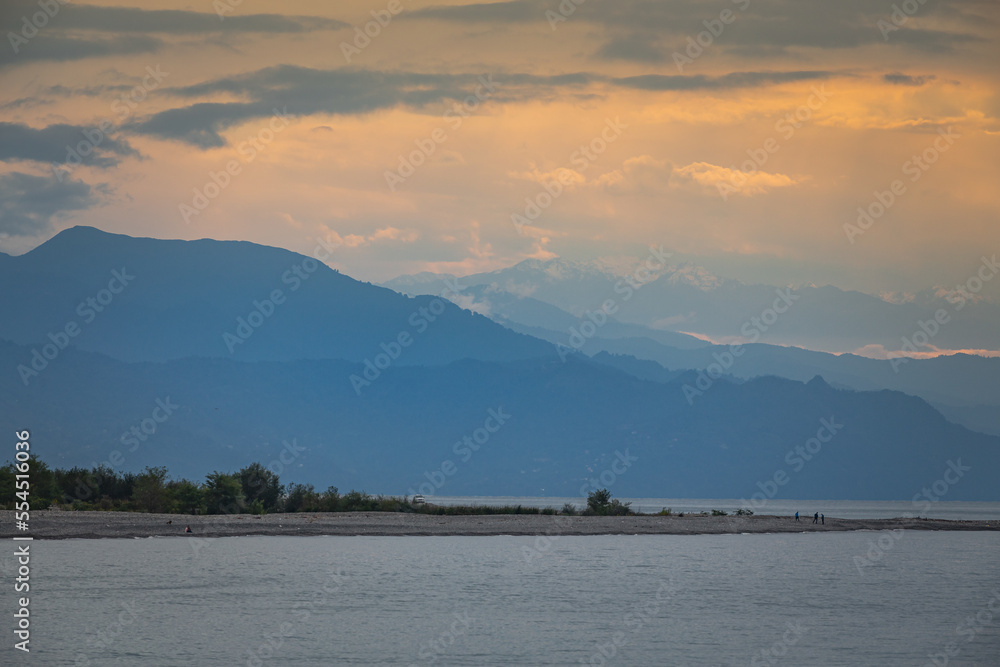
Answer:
795;512;799;521
821;514;825;525
812;512;819;524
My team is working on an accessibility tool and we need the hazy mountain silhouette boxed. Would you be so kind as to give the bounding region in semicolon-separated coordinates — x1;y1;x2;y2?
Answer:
387;267;1000;435
3;228;998;500
385;258;1000;355
0;226;554;365
1;339;997;500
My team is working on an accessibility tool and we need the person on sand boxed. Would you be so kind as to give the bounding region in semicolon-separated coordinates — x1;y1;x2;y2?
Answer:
821;514;825;525
795;512;799;521
812;512;819;524
185;525;192;533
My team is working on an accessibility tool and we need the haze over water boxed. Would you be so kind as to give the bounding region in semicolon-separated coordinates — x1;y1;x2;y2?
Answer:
19;532;1000;666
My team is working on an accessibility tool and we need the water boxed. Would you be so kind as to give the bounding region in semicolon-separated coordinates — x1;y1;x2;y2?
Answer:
427;497;1000;520
10;532;1000;666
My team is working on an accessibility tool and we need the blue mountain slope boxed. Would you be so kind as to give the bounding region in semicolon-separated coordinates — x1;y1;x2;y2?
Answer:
0;227;555;364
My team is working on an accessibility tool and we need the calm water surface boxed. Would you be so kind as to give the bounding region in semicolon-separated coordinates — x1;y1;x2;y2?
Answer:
10;532;1000;666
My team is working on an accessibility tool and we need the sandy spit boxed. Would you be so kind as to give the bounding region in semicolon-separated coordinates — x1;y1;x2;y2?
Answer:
1;510;997;540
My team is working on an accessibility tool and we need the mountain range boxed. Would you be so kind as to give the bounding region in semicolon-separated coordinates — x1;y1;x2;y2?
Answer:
385;261;1000;436
383;256;1000;356
2;227;998;500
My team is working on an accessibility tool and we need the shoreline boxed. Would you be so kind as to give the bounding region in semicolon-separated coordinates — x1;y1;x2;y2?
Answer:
2;510;998;540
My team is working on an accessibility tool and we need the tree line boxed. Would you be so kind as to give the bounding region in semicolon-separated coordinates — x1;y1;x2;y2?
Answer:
0;459;637;516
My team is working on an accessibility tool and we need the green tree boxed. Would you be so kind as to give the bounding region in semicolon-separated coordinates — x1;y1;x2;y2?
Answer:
55;466;98;505
168;479;205;515
585;488;632;516
237;463;283;512
204;471;244;515
283;483;319;513
0;464;15;509
91;465;134;501
586;488;612;513
320;486;340;512
26;460;60;509
132;467;169;513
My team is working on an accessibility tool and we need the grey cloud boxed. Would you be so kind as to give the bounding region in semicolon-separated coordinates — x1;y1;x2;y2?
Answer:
883;73;937;86
0;3;345;68
0;34;162;68
596;35;668;63
408;0;984;55
56;5;348;34
0;122;138;168
407;0;542;23
130;65;847;147
612;70;835;91
133;67;518;147
0;172;97;236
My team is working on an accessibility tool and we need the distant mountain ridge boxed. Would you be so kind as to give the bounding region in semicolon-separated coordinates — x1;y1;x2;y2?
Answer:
0;226;555;365
383;257;1000;355
384;259;1000;435
2;227;998;500
2;338;997;500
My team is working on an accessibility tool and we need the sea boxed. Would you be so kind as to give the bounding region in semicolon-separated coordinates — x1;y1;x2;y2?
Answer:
9;503;1000;667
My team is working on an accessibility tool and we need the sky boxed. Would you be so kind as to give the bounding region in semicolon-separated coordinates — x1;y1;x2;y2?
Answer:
0;0;998;295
